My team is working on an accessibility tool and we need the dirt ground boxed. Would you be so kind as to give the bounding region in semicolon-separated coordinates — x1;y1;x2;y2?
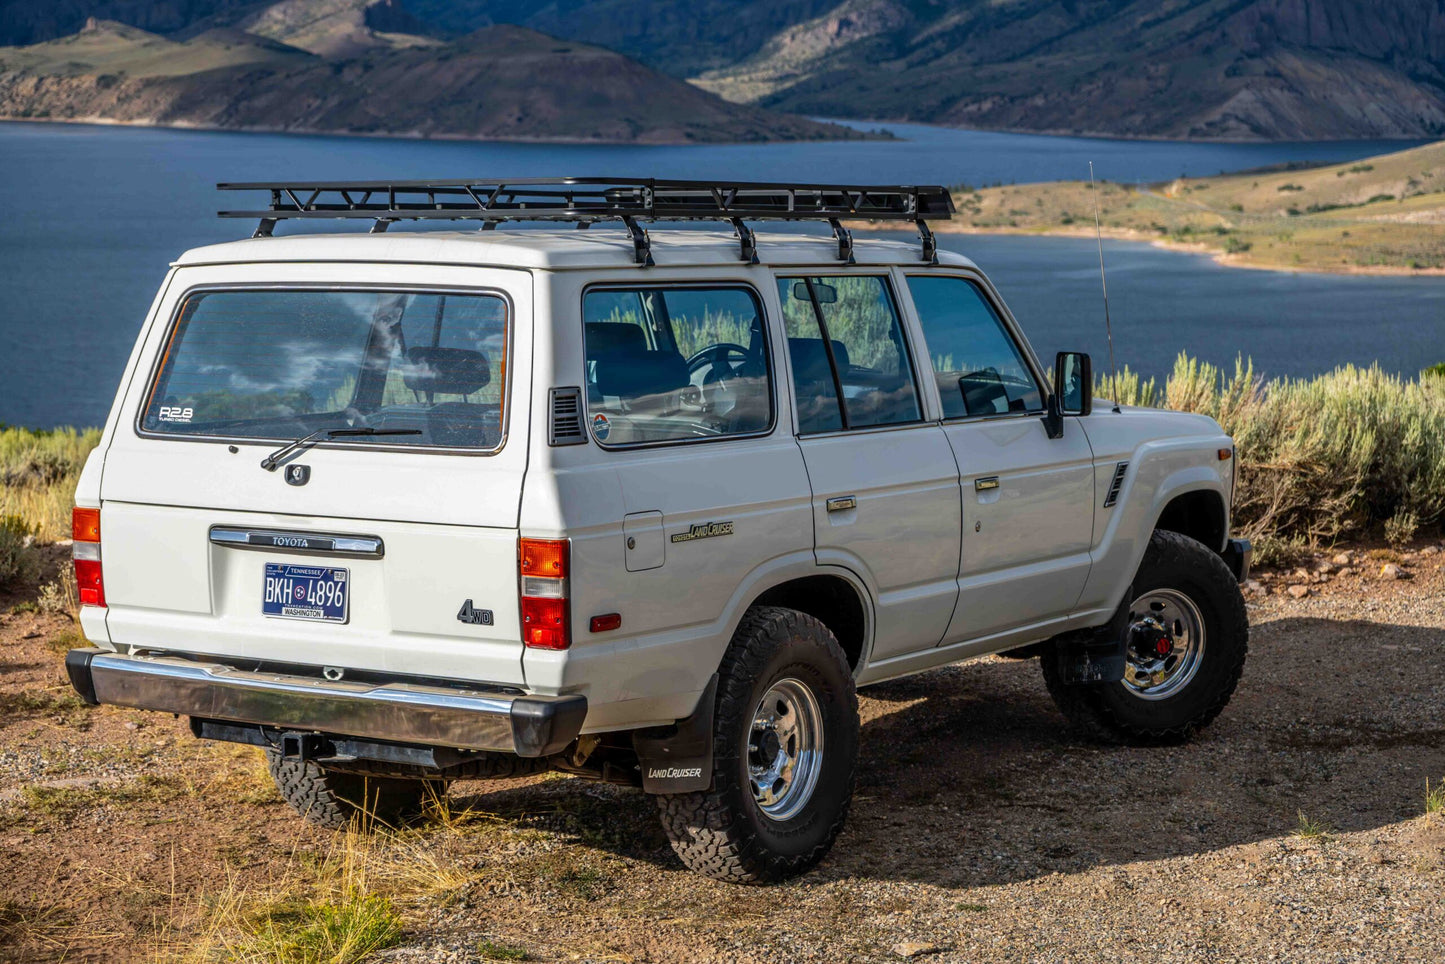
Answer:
1;543;1442;963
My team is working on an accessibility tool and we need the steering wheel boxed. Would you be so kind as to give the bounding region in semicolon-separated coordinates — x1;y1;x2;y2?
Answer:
687;343;752;384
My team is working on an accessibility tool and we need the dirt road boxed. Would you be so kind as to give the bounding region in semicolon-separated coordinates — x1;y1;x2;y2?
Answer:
2;545;1442;962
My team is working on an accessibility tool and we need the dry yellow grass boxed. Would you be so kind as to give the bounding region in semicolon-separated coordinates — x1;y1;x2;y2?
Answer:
938;140;1445;274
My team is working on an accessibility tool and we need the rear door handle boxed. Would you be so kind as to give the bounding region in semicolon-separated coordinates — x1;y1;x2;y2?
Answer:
826;496;857;512
974;477;1000;492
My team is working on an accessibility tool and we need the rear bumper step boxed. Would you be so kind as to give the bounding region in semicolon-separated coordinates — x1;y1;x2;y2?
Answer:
65;649;586;758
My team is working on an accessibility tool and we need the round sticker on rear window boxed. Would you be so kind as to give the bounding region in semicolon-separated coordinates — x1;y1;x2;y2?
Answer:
591;413;611;441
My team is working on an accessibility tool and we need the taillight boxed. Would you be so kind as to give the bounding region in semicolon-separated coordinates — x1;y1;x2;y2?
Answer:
72;506;105;608
520;538;569;650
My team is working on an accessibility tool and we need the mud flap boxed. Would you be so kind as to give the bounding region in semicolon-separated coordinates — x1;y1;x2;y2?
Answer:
1051;599;1130;685
633;674;717;794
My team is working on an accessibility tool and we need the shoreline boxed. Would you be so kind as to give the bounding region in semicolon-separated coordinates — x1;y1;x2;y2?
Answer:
0;113;883;147
928;222;1445;278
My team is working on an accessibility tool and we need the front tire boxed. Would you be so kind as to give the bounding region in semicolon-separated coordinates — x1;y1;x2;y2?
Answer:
1043;529;1248;745
266;751;444;829
655;606;859;883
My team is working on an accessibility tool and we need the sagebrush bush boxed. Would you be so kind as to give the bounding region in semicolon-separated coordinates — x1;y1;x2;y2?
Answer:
1100;355;1445;547
36;567;78;617
0;514;38;589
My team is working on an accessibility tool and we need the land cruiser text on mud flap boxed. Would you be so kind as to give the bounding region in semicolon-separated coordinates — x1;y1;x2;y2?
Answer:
65;178;1250;882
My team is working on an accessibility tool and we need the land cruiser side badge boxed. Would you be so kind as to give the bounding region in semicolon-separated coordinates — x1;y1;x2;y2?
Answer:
456;599;494;626
671;521;734;544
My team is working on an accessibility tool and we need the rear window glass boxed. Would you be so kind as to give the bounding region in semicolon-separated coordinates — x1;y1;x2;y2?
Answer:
141;289;508;450
582;286;773;446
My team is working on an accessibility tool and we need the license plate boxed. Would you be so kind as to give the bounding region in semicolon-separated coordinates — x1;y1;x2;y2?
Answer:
262;563;349;623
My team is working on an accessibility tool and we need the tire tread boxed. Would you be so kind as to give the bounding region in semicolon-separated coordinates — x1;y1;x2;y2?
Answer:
654;606;857;883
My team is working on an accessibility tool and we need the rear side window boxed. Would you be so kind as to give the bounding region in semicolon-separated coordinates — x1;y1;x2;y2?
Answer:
778;276;922;433
140;289;509;450
582;286;773;446
907;276;1043;417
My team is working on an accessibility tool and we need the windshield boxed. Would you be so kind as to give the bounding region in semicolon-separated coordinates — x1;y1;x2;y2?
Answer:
140;289;509;450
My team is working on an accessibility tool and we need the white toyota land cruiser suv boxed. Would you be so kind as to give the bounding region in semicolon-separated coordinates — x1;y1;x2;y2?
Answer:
65;178;1250;883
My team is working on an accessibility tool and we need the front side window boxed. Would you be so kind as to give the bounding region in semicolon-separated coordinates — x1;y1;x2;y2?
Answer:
141;289;508;450
906;275;1043;418
582;286;772;446
778;276;922;433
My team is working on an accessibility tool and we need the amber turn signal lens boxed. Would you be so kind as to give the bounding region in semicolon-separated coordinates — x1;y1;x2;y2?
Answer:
72;506;101;543
1218;448;1233;461
519;538;569;578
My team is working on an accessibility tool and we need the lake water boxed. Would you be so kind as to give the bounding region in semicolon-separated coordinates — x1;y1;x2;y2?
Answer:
0;120;1440;428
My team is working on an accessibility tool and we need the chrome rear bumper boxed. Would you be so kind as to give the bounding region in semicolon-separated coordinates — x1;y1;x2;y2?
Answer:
65;649;586;758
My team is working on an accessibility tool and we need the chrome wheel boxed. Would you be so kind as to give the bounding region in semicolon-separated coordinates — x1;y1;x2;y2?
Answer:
747;678;824;821
1121;588;1206;700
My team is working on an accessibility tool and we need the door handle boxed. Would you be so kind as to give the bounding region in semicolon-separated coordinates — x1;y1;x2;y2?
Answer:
974;477;1000;492
826;496;857;512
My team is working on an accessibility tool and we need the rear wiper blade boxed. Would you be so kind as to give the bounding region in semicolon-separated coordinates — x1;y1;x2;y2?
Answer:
260;427;422;471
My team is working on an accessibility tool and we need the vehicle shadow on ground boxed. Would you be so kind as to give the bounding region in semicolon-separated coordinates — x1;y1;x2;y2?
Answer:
450;616;1445;888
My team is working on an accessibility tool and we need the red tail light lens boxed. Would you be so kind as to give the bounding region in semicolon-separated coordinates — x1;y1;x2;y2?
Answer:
519;537;570;649
72;506;105;608
521;596;569;650
74;558;106;607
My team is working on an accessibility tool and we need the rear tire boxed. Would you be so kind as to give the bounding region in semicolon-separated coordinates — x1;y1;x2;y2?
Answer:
654;606;859;883
1042;529;1248;745
266;751;444;829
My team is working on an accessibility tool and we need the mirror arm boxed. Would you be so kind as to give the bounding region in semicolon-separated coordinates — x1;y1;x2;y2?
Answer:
1041;394;1064;440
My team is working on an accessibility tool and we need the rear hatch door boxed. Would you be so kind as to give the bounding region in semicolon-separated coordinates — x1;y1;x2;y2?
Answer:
96;261;533;686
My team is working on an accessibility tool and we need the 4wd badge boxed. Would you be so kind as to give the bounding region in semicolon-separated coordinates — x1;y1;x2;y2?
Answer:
456;599;494;626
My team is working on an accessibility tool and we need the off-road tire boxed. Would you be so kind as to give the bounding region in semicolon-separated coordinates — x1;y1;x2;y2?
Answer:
266;751;444;829
654;606;859;883
1042;529;1248;745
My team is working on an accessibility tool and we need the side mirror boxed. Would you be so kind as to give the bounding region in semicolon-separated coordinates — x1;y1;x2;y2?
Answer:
1055;351;1092;416
1042;351;1091;439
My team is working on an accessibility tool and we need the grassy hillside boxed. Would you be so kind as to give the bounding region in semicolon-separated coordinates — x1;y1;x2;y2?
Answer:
938;140;1445;273
0;19;310;75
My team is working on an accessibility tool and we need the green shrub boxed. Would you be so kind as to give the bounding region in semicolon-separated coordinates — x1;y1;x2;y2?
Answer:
1098;355;1445;547
0;515;38;590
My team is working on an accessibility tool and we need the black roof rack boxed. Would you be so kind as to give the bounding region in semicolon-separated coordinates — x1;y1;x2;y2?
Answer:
217;177;955;265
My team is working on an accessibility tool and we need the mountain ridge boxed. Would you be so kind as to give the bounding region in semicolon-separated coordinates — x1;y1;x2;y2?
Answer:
2;0;1443;141
0;14;868;143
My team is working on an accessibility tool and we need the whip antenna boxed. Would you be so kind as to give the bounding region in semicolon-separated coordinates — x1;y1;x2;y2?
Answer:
1089;162;1121;413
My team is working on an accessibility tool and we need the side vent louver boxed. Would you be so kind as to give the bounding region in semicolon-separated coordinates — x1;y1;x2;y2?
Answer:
548;387;586;446
1103;461;1129;508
